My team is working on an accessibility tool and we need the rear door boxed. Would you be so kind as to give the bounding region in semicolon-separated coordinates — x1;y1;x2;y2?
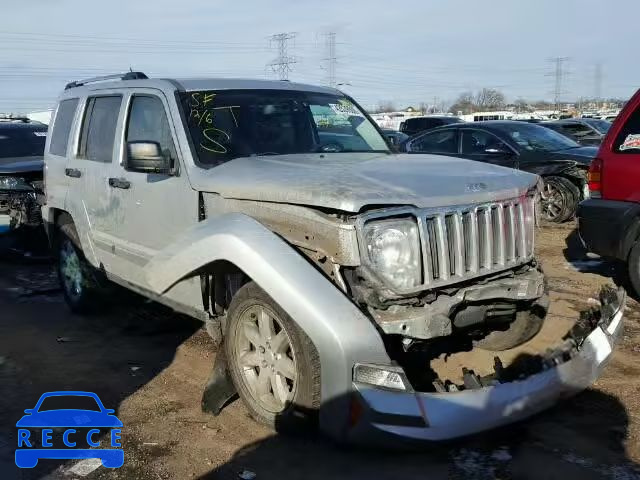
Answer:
63;93;124;269
406;128;460;155
600;90;640;201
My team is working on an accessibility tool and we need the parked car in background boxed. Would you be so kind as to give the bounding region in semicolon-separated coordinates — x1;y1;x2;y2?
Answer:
402;120;596;222
578;88;640;296
0;117;47;251
542;118;611;146
399;115;462;136
380;128;408;147
41;72;625;444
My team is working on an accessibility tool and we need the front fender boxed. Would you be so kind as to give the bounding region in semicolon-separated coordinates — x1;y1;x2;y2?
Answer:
144;213;391;438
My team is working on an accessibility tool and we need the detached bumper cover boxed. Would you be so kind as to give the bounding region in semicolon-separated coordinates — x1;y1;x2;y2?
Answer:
352;287;625;442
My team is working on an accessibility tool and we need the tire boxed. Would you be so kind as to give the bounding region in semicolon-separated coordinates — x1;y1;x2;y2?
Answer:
540;176;581;223
55;214;106;313
627;241;640;298
225;281;320;431
475;310;544;351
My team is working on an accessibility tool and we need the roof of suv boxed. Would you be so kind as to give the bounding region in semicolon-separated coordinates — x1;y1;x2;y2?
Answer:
60;76;341;98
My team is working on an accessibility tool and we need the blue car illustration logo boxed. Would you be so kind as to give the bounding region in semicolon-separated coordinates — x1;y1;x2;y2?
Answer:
15;391;123;468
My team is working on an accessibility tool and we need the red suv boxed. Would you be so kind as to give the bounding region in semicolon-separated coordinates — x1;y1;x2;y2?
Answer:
577;89;640;294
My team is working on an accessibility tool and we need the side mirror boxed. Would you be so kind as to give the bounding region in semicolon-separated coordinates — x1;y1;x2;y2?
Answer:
24;409;33;414
127;141;171;174
104;409;115;414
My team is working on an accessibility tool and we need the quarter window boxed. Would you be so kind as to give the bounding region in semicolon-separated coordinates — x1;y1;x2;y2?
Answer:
49;98;78;156
79;96;122;162
125;95;177;166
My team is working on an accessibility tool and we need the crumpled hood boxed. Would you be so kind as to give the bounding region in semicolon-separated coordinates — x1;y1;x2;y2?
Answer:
548;146;597;165
191;153;538;212
0;156;43;174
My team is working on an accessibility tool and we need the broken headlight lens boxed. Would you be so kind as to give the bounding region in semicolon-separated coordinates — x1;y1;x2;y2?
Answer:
0;177;31;191
353;364;411;391
363;217;422;290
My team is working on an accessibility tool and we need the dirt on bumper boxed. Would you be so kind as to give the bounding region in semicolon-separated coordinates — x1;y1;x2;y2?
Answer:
351;285;625;443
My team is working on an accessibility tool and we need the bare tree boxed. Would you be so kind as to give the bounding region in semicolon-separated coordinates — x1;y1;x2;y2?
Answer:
449;91;475;115
475;88;505;110
514;98;531;113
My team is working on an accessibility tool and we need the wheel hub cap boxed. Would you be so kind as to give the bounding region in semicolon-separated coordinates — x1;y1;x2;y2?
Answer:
60;239;83;299
235;305;297;413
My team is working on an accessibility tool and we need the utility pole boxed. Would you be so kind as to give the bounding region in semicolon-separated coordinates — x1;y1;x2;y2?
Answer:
546;57;570;112
267;32;297;80
594;62;603;109
322;32;337;87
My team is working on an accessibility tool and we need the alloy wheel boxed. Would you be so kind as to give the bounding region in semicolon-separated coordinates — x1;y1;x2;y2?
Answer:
59;238;83;300
234;305;297;413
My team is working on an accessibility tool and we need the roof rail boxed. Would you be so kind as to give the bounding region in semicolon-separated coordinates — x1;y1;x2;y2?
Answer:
65;71;148;90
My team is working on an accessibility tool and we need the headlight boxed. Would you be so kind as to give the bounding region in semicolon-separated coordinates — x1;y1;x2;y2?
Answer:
353;363;411;391
0;177;31;191
363;217;422;290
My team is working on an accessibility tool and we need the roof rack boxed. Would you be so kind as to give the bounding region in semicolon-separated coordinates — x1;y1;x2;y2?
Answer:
65;71;148;90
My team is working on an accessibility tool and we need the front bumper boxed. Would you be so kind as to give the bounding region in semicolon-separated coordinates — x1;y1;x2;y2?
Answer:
349;286;624;443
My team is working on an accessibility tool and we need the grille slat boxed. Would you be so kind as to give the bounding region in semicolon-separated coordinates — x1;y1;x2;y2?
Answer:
417;197;534;290
436;216;450;281
453;213;465;277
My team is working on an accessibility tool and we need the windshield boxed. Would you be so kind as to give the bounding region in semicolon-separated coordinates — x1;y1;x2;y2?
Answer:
180;90;389;166
37;395;101;412
0;125;47;158
493;122;580;152
583;118;611;134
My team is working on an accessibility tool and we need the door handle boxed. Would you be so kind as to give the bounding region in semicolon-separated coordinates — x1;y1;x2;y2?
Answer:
65;168;82;178
108;178;131;189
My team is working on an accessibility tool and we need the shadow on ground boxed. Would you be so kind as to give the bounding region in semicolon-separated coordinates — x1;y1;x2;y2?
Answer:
0;261;201;479
200;389;639;480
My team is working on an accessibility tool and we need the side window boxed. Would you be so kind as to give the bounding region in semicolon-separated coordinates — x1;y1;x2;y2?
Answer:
461;130;509;154
614;107;640;154
125;95;177;166
560;123;593;138
410;130;458;154
49;98;78;156
79;96;122;162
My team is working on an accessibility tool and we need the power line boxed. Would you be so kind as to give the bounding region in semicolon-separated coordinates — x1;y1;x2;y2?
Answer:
546;57;570;111
322;32;337;87
267;32;297;80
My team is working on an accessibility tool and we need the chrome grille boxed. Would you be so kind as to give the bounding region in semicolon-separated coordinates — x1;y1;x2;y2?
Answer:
420;196;535;288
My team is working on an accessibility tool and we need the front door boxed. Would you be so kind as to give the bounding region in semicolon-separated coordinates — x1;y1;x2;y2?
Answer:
104;89;198;291
459;129;518;169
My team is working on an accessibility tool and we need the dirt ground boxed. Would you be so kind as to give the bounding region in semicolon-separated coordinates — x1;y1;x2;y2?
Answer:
1;222;639;480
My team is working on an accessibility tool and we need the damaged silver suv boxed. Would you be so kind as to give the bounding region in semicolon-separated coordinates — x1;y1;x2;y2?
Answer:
42;72;625;443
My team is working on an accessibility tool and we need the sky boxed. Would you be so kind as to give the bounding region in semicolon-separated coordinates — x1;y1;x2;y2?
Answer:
1;0;638;113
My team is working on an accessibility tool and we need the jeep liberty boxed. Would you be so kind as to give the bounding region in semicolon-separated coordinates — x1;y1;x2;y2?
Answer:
42;72;625;443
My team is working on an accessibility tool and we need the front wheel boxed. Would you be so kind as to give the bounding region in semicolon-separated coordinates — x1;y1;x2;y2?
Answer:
540;176;581;223
225;282;320;431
